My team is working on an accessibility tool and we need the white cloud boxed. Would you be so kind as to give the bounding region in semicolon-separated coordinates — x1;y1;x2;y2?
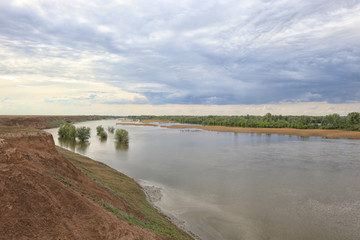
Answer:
0;0;359;113
0;75;21;82
124;83;171;93
0;74;148;113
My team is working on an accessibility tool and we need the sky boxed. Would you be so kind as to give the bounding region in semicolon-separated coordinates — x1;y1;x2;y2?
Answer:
0;0;359;116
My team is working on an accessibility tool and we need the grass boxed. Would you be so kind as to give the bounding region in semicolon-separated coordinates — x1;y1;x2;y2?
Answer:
46;119;66;128
54;175;73;187
56;146;192;240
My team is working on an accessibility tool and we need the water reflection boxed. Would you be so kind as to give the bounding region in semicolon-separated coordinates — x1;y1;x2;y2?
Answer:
58;138;90;154
47;120;360;240
115;142;129;151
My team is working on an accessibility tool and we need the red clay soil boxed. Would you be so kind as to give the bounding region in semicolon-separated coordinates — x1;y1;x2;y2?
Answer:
0;129;165;240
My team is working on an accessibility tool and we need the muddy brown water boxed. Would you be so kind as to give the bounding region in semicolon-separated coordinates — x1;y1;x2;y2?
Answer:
47;119;360;240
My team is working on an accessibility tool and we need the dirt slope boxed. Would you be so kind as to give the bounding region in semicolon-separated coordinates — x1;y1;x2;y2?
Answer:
0;129;166;240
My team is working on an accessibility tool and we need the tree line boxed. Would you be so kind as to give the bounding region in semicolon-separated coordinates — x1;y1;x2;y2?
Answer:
133;112;360;131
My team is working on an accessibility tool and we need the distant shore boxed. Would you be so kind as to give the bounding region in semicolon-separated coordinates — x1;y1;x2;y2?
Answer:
116;121;360;139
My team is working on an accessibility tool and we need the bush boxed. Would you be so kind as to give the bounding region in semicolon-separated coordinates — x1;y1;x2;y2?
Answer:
58;122;76;140
76;127;91;142
99;130;107;139
115;129;129;144
108;126;115;134
96;125;105;135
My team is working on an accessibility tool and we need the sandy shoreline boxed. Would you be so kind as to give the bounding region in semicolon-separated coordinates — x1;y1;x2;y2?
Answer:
137;180;201;240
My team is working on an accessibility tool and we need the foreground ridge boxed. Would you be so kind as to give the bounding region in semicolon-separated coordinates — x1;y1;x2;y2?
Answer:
0;125;192;240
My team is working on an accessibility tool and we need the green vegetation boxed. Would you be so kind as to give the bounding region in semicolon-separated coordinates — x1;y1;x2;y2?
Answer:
135;112;360;131
57;147;192;239
76;126;91;142
99;130;108;139
47;119;67;128
96;125;105;135
96;125;108;139
115;129;129;144
54;175;73;187
58;122;91;141
58;122;76;139
108;126;115;134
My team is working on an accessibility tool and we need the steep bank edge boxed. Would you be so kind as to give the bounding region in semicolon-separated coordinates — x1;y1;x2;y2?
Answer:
0;127;193;240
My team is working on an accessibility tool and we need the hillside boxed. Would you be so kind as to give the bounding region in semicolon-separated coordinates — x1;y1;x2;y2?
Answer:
0;120;192;239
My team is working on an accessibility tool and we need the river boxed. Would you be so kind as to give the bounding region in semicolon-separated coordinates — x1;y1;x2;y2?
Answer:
46;119;360;240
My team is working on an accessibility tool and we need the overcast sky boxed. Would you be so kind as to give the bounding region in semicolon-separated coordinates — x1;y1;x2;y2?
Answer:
0;0;359;115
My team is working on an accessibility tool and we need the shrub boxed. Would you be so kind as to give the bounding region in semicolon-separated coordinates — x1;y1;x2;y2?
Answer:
99;130;107;139
58;122;76;140
115;129;129;144
108;126;115;134
96;125;105;135
76;127;91;142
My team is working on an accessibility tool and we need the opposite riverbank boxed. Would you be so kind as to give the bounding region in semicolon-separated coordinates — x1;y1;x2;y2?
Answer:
117;121;360;139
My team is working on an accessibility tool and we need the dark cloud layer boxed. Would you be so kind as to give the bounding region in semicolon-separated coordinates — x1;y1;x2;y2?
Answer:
0;0;359;105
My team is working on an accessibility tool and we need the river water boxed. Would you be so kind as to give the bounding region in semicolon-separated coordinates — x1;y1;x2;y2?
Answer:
46;119;360;240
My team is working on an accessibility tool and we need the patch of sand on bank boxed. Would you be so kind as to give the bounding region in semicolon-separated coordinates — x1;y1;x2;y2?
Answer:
137;180;201;239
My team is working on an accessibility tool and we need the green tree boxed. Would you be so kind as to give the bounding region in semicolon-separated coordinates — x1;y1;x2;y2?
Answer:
76;127;91;142
264;113;272;122
346;112;360;130
322;113;342;129
108;126;115;134
96;125;105;135
99;130;107;139
346;112;360;124
58;122;76;140
115;129;129;144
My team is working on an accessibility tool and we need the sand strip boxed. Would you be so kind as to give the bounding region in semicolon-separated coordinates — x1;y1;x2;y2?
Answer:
137;180;201;240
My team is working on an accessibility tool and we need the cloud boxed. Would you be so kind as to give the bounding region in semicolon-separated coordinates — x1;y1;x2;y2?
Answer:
282;92;322;103
0;0;359;114
0;74;148;112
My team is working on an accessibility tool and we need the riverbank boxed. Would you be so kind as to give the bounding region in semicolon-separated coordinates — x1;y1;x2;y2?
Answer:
116;120;360;139
138;180;201;240
0;116;193;239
